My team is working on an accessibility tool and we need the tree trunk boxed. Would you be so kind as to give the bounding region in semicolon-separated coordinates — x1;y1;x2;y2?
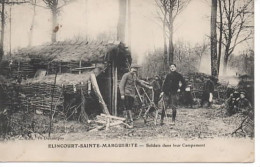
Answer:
199;53;202;69
127;0;131;48
223;52;229;74
51;9;58;43
0;0;5;62
217;0;223;75
210;0;218;77
168;8;174;65
222;42;231;75
163;9;168;70
117;0;127;42
28;0;36;47
168;32;174;65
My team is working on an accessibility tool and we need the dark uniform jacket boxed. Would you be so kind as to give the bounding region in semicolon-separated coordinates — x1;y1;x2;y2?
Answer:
204;79;214;93
162;71;186;95
151;79;162;92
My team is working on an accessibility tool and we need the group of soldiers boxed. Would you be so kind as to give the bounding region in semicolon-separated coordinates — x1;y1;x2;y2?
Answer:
119;63;217;129
119;63;253;129
225;76;253;116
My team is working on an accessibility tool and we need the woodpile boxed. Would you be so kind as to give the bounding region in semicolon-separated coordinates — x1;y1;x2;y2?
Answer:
90;114;128;131
184;72;228;99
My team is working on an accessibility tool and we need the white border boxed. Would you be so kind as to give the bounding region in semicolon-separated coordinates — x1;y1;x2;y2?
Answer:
1;0;259;166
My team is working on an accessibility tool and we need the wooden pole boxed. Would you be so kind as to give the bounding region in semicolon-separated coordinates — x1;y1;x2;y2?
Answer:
112;61;118;116
90;72;110;115
112;61;115;115
79;60;82;74
80;87;88;124
0;0;5;62
100;113;125;121
48;69;58;137
59;62;61;74
105;118;110;130
114;66;118;116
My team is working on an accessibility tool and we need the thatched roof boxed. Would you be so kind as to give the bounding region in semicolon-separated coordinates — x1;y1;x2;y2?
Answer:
10;40;131;64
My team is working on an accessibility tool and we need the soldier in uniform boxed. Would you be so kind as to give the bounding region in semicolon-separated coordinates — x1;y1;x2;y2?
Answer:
159;64;186;126
119;64;152;128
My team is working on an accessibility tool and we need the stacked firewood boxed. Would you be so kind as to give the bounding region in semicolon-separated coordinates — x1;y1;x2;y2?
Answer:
184;72;228;99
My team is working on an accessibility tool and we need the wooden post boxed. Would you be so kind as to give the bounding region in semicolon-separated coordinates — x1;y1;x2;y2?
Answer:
90;72;110;115
112;62;115;115
79;60;82;74
47;63;49;75
48;69;58;137
105;118;110;130
112;61;118;116
87;80;92;95
18;61;20;72
81;87;88;124
114;66;118;116
69;62;72;73
59;62;62;74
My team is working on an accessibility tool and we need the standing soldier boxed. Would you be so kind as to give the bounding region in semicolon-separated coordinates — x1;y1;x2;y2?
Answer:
159;64;186;126
200;76;215;108
119;64;152;128
151;76;162;105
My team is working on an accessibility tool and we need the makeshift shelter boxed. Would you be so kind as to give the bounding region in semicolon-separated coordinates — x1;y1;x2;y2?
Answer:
0;40;131;119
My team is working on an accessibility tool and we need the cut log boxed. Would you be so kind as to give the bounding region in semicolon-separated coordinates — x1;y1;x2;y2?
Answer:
105;118;110;130
109;121;125;127
74;66;96;70
95;120;107;124
90;72;110;115
89;125;105;132
100;113;125;121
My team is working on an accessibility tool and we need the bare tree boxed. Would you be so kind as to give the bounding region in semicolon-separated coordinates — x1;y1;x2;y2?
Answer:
43;0;74;43
217;0;223;74
127;0;131;48
194;41;209;69
0;0;5;62
28;0;36;47
218;0;253;74
210;0;218;77
0;0;28;62
117;0;127;42
155;0;189;66
155;0;168;70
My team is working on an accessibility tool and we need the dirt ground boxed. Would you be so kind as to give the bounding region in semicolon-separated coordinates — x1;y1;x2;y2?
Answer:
2;104;253;141
56;105;251;141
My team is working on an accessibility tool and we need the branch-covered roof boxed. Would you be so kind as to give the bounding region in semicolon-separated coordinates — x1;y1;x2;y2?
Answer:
9;40;131;65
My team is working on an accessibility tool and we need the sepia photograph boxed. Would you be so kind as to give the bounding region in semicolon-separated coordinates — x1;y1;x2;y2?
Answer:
0;0;255;162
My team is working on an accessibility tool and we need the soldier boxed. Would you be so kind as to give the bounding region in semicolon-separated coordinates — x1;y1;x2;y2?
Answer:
182;82;194;108
237;91;252;113
200;76;215;108
151;76;162;105
159;64;186;126
119;64;152;128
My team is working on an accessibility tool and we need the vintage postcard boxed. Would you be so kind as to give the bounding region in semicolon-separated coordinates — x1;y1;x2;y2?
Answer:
0;0;254;162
